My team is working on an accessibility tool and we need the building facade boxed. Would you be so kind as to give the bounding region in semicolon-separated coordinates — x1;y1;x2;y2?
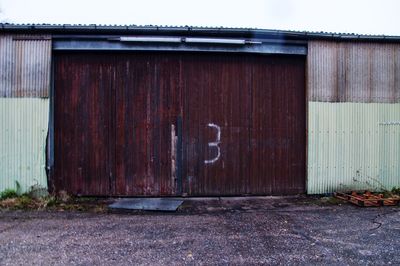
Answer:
0;24;399;195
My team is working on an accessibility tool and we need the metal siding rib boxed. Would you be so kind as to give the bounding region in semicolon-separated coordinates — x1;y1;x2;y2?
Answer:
0;34;51;98
0;35;13;97
307;41;338;102
395;49;400;102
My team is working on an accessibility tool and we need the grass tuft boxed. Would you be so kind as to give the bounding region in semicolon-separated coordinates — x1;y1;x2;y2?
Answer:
0;189;18;200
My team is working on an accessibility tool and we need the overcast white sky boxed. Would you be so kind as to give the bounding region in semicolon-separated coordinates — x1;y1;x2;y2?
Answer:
0;0;399;35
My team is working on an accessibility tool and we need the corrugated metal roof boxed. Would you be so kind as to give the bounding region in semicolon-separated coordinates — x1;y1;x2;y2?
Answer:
1;23;400;42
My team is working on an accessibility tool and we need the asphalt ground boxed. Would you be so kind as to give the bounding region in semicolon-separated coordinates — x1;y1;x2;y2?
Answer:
0;196;399;265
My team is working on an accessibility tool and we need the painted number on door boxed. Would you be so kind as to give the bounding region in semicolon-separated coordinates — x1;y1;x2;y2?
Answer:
204;123;221;164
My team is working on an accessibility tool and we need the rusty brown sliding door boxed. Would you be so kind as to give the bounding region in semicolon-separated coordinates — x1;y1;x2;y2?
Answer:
181;54;305;195
54;53;182;196
53;54;114;195
113;54;181;196
181;54;252;195
249;56;306;194
54;52;305;196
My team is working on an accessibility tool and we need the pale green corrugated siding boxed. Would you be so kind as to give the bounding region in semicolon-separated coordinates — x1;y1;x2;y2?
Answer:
0;34;51;193
0;98;49;193
308;102;400;194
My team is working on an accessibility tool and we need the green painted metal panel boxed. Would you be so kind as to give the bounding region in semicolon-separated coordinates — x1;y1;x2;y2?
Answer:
308;102;400;194
0;98;49;193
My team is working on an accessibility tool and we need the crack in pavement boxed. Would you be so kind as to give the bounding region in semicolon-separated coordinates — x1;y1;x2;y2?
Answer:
370;209;400;231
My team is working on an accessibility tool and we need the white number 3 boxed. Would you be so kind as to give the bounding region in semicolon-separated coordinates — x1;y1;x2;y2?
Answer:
204;123;221;164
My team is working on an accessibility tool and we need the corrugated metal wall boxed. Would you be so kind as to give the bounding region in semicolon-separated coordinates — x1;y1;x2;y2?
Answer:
0;34;51;193
0;99;49;192
307;41;400;194
308;41;400;103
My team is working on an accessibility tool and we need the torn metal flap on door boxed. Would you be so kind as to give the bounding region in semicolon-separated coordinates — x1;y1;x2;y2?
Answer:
108;198;184;211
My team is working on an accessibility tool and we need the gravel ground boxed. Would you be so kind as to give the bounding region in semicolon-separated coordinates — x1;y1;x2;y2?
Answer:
0;197;399;265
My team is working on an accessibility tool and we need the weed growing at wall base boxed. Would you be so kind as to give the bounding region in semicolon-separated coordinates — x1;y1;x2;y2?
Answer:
0;181;52;209
0;186;109;212
0;189;18;200
392;187;400;196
